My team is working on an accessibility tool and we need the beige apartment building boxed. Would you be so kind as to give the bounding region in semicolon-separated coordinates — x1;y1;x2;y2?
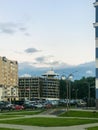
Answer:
0;56;18;101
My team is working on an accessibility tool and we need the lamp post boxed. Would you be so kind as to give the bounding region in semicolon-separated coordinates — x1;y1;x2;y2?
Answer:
61;74;73;111
84;80;96;107
84;82;90;107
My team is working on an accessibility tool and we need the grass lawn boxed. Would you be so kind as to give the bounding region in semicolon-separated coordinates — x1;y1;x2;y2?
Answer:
60;110;98;118
86;126;98;130
0;128;21;130
0;117;97;127
0;115;22;119
3;110;43;116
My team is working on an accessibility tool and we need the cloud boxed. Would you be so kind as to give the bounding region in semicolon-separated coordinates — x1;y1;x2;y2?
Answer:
36;56;53;63
0;22;28;35
0;22;17;34
24;32;31;36
24;47;40;53
86;70;93;76
19;27;27;32
36;56;47;63
20;74;31;77
35;56;70;68
18;61;71;77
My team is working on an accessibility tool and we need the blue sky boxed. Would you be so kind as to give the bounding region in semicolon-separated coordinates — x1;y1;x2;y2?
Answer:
0;0;95;68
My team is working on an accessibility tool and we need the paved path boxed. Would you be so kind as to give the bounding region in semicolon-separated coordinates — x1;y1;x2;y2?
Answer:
0;123;98;130
0;109;98;130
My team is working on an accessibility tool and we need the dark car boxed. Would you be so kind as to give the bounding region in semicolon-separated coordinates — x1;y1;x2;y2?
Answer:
23;103;36;109
0;101;14;111
0;101;5;111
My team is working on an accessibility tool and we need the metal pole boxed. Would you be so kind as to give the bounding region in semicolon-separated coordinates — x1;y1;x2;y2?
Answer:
66;80;69;111
61;72;77;111
84;82;90;107
88;83;90;107
68;80;71;108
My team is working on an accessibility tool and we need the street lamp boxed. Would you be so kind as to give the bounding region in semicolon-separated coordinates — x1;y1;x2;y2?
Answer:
84;82;91;107
84;82;95;107
61;74;73;111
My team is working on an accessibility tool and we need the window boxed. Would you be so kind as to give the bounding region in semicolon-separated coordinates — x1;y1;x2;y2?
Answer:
96;48;98;58
96;68;98;78
96;7;98;22
96;27;98;38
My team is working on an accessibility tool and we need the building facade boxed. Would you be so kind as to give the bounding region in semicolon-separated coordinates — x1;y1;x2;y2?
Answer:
94;0;98;109
42;70;59;100
0;56;18;101
18;77;42;100
18;70;59;100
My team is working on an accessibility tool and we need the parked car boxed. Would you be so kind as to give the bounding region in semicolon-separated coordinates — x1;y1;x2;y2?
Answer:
5;103;15;110
43;103;52;109
34;103;43;109
58;99;67;106
0;101;14;111
23;103;36;109
76;99;87;107
13;105;24;110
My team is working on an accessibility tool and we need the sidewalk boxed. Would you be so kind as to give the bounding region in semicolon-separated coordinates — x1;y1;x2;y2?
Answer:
0;123;98;130
0;109;98;130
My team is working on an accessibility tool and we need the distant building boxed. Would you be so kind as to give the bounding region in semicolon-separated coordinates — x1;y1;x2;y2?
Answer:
18;77;42;100
0;56;18;101
18;69;59;100
94;0;98;109
42;69;59;100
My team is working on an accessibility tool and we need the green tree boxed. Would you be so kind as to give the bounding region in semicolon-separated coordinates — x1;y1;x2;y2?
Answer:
59;77;95;106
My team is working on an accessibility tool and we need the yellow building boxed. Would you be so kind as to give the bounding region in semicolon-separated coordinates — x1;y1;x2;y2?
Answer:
0;56;18;101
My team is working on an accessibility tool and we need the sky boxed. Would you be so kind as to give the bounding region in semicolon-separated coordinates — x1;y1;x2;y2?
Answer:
0;0;95;69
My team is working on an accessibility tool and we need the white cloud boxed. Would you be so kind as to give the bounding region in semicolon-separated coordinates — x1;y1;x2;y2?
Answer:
20;74;32;77
86;70;93;77
0;22;29;35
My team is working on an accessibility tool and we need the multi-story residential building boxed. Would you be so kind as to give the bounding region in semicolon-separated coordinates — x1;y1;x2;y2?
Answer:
0;56;18;101
94;0;98;109
18;77;42;100
18;70;59;100
42;70;59;100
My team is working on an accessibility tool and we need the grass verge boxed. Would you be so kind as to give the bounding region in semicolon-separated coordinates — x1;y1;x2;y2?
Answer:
0;115;22;119
59;110;98;118
0;128;21;130
86;126;98;130
3;110;43;116
0;117;97;127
